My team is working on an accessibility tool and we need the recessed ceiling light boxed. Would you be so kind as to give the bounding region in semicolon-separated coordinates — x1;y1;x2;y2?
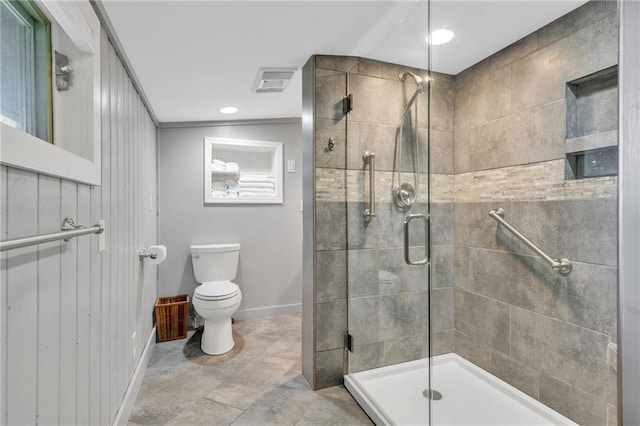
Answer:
220;106;238;114
427;29;454;46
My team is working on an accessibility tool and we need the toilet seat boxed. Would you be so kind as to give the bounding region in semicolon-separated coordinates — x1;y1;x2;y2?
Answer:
194;281;240;301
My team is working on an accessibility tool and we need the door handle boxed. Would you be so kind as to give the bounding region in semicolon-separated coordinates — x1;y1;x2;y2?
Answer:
404;214;429;266
363;151;376;222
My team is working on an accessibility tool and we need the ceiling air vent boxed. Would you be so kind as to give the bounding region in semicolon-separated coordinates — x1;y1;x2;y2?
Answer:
252;68;296;93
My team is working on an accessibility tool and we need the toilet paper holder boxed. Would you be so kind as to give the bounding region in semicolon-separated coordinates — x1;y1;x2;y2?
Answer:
139;248;158;261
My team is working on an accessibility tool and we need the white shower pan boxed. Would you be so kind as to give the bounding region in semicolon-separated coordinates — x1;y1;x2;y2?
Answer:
344;353;577;426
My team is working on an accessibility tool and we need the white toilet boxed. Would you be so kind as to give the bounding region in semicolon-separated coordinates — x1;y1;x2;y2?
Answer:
190;243;242;355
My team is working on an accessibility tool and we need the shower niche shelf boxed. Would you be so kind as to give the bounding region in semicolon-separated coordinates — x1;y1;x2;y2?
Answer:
565;66;618;180
204;137;283;204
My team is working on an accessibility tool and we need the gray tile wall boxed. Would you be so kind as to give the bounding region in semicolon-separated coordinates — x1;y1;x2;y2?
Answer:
454;201;618;424
452;2;618;424
312;56;350;389
346;59;454;374
309;7;618;423
454;1;618;175
312;56;455;387
430;68;456;359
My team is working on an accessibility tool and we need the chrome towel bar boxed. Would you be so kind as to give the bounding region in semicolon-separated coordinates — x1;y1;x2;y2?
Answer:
363;151;376;222
489;208;572;275
0;218;104;252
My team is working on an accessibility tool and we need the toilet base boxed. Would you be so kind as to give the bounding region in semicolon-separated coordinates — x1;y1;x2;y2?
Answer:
192;287;241;356
201;316;234;355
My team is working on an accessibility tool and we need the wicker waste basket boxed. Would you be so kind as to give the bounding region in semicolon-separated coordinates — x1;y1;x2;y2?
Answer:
155;295;190;342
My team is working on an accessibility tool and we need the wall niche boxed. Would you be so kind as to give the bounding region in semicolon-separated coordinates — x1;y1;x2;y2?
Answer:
203;137;283;204
565;66;618;179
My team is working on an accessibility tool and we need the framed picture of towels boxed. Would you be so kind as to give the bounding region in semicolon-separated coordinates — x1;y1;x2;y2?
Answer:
203;137;284;204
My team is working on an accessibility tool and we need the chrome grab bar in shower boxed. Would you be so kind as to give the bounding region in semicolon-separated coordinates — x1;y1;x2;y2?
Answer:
404;214;429;266
363;151;376;222
489;208;572;275
0;218;104;252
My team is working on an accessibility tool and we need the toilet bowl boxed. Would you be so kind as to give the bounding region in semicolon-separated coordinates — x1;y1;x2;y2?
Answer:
193;281;241;354
190;243;242;355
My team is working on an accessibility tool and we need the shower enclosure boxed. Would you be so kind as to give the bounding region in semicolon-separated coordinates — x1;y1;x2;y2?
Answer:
342;58;435;424
302;0;619;424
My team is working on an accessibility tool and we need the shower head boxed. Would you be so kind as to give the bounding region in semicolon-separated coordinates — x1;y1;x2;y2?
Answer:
399;71;429;93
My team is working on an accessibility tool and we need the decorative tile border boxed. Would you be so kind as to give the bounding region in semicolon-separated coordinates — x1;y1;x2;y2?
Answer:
431;174;454;203
315;160;615;204
315;168;346;202
454;159;617;202
315;168;453;204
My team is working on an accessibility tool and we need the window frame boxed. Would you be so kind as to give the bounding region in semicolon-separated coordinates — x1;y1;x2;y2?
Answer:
0;0;53;142
0;0;101;186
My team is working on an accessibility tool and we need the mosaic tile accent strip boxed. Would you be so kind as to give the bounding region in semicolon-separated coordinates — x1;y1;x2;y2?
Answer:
316;160;613;204
315;168;346;202
454;159;617;203
345;170;397;203
315;168;454;203
431;174;454;203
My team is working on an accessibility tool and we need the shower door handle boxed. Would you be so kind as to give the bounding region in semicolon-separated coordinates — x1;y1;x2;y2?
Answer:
363;151;376;222
404;214;429;266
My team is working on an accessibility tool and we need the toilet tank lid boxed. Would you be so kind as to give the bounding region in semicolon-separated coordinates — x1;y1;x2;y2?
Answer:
190;243;240;253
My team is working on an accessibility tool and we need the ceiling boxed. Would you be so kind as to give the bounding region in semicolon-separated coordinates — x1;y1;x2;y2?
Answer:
101;0;588;123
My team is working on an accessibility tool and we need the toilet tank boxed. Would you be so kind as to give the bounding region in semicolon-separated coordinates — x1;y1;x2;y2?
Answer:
190;243;240;283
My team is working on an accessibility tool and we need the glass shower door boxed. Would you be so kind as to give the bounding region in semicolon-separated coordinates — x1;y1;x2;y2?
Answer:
341;34;433;424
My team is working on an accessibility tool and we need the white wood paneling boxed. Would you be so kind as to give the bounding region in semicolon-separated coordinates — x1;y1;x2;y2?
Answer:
0;30;158;426
108;37;120;422
116;55;126;411
77;185;91;425
36;175;62;425
6;170;38;425
99;34;113;426
0;166;8;425
89;175;102;426
59;180;78;425
125;76;134;383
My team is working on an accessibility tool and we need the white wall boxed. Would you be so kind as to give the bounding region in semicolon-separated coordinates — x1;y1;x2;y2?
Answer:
0;30;158;425
620;0;640;423
158;120;303;319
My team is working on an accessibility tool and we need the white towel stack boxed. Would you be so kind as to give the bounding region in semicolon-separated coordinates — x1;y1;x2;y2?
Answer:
211;159;227;171
211;181;226;198
210;179;240;198
238;175;275;198
211;159;240;172
239;175;275;184
225;179;239;198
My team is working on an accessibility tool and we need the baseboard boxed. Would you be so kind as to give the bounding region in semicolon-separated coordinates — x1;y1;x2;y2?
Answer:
234;303;301;320
112;327;156;426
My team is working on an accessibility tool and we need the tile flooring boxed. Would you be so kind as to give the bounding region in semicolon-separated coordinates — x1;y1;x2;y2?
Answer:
128;313;372;425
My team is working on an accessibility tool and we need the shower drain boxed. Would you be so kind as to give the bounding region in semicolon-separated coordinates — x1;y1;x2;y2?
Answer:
422;389;443;400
